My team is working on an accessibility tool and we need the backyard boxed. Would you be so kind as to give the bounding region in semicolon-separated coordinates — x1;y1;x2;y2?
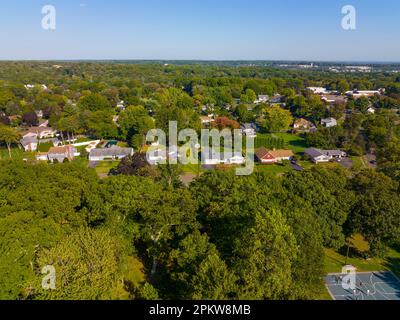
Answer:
255;133;308;155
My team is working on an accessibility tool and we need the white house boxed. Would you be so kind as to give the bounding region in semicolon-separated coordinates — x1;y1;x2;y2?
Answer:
202;150;245;165
224;153;245;165
307;87;328;95
241;123;257;138
37;145;77;163
346;90;383;99
321;118;337;128
89;146;134;161
22;127;57;139
254;95;269;104
305;148;347;163
20;137;38;152
367;107;376;114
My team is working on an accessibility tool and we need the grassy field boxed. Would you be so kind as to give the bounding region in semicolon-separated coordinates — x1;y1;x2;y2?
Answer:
94;161;120;176
0;147;35;160
255;133;308;155
350;156;365;171
37;142;53;152
324;236;400;276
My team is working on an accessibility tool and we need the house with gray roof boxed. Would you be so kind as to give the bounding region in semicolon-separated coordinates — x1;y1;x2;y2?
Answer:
321;118;337;128
20;136;38;152
89;146;134;161
304;148;347;163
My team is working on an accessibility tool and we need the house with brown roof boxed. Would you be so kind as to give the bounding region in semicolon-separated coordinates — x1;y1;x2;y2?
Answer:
255;148;294;164
255;148;276;164
268;149;294;162
36;145;77;162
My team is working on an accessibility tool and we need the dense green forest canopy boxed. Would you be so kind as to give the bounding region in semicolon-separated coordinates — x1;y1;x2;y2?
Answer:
0;161;399;300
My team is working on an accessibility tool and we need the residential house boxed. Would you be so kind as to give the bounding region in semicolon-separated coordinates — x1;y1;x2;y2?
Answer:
241;123;257;138
270;94;284;104
268;149;294;162
22;127;57;139
201;150;245;165
36;153;49;161
254;95;269;104
48;145;77;162
345;90;383;99
200;115;215;125
89;146;134;161
307;87;328;95
226;152;245;165
293;118;312;131
321;94;347;104
255;148;294;164
37;145;77;162
20;137;38;152
304;148;347;163
321;118;337;128
367;107;376;114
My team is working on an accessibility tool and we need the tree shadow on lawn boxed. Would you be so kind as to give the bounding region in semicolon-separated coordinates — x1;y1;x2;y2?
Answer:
338;244;370;260
383;245;400;277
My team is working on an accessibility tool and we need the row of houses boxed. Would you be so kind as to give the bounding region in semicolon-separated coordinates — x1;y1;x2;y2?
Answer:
20;126;59;152
35;145;134;163
307;86;384;101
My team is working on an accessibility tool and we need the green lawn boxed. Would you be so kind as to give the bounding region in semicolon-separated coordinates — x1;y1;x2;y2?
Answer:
350;156;365;171
255;133;308;155
324;235;400;276
0;147;34;161
37;142;53;152
94;161;120;176
271;133;308;154
117;141;129;148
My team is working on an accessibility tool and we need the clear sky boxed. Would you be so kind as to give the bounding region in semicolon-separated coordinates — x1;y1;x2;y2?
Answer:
0;0;399;61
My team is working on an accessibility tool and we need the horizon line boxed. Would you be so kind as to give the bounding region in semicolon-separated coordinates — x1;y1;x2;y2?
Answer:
0;58;400;65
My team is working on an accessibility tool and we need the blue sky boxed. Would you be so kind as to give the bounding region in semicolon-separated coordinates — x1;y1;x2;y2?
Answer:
0;0;399;61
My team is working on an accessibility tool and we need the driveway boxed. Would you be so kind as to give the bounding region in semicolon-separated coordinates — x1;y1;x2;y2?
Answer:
337;157;353;169
290;161;303;171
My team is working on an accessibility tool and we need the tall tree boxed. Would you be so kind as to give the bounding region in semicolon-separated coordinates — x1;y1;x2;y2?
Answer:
0;124;20;158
